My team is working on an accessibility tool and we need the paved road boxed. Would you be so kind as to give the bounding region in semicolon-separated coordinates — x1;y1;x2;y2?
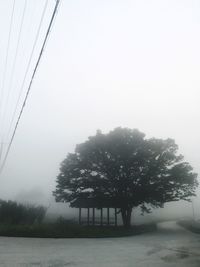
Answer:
0;221;200;267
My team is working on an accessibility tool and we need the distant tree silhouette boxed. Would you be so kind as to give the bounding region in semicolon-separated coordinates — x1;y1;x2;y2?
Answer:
53;128;198;227
0;200;46;224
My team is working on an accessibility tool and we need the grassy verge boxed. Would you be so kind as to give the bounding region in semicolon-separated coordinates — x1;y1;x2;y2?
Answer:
0;222;157;238
177;220;200;234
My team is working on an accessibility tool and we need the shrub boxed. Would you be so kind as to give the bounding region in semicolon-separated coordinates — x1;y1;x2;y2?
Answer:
0;199;46;225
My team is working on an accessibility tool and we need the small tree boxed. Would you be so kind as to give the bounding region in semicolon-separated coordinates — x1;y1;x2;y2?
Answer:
0;200;47;224
53;128;198;227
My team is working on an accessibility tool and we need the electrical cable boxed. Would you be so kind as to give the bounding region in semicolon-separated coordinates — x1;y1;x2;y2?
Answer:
0;0;16;140
0;143;3;164
5;0;48;143
1;0;27;143
0;0;61;175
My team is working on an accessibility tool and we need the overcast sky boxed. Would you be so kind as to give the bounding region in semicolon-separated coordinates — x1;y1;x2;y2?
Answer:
0;0;199;211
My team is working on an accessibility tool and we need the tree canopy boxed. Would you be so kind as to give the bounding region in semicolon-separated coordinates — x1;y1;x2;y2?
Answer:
53;128;198;227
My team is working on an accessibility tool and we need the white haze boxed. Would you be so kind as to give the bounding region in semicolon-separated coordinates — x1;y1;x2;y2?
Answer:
0;0;200;221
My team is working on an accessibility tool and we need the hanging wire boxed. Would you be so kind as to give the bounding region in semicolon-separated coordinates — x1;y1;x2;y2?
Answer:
0;0;16;140
1;0;27;143
4;0;49;143
0;0;61;175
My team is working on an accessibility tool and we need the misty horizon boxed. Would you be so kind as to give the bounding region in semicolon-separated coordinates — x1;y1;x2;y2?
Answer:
0;0;199;222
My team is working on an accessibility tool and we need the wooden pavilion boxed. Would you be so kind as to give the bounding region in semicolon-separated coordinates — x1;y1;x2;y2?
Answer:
71;197;119;226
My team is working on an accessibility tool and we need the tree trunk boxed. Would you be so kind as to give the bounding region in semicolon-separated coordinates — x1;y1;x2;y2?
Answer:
121;208;132;228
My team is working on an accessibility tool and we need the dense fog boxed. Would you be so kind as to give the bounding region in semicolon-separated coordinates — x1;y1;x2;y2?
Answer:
0;0;199;224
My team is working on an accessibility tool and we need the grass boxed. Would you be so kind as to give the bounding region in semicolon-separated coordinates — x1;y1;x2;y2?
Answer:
0;199;157;238
0;221;157;238
177;219;200;234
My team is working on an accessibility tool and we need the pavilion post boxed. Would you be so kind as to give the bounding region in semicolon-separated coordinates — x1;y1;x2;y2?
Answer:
100;208;103;226
114;208;117;226
79;207;82;225
107;207;110;225
92;207;95;225
87;208;90;225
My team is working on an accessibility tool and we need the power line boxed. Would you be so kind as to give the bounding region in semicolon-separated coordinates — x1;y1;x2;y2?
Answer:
0;0;16;140
1;0;27;143
0;0;61;175
3;0;48;143
0;143;3;164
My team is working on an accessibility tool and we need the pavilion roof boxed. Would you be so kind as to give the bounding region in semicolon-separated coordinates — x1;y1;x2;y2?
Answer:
70;197;122;208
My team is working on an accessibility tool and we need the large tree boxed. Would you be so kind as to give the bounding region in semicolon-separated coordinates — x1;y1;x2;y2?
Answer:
53;128;198;227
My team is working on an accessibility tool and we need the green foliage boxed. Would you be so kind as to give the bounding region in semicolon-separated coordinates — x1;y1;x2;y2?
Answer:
0;200;46;225
53;127;198;226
